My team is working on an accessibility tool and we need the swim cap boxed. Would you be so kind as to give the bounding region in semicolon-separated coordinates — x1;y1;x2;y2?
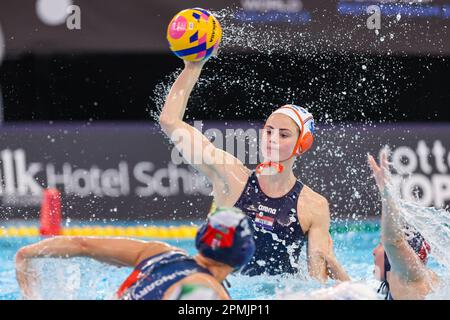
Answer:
384;226;431;275
271;105;315;156
167;283;220;300
195;207;255;270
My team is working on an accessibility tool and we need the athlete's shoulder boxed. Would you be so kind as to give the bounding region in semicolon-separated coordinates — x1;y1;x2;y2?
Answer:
300;185;329;209
137;242;186;265
298;185;330;228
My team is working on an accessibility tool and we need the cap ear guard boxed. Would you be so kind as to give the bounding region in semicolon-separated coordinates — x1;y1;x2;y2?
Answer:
262;104;315;169
297;130;314;155
272;105;315;156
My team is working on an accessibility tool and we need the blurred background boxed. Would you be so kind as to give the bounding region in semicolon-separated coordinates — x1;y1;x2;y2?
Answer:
0;0;449;222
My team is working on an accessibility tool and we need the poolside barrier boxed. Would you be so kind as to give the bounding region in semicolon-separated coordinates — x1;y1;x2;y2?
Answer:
39;188;62;236
0;225;198;239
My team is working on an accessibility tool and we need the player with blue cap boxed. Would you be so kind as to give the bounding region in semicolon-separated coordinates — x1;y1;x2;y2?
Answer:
15;207;255;300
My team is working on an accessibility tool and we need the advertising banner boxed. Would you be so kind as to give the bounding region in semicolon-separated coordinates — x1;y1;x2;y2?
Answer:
0;122;449;221
0;0;448;58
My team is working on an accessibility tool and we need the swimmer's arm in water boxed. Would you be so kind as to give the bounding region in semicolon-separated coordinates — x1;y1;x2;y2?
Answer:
368;152;428;282
15;237;177;298
159;61;250;203
303;194;332;283
16;237;174;267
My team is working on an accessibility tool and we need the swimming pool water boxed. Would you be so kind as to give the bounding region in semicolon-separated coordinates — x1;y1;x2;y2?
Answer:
0;221;442;300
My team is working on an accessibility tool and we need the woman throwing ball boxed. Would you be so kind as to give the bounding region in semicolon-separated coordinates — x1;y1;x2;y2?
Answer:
161;8;346;281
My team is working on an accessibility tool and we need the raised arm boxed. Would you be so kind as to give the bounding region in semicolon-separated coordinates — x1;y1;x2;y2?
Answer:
159;61;204;127
159;62;223;175
368;152;428;282
158;61;250;204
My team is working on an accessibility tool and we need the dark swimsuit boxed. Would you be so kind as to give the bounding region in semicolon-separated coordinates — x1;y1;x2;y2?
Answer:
117;251;228;300
234;171;308;276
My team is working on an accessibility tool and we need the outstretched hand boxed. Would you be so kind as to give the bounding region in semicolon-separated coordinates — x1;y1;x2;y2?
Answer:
368;149;390;193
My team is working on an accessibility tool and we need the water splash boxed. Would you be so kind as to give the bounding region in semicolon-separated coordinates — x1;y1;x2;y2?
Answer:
28;257;130;300
152;6;433;123
398;201;450;270
277;280;381;300
150;6;440;221
376;148;450;298
385;197;450;299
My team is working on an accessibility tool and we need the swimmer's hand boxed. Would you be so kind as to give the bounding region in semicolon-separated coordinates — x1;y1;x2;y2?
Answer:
183;46;219;70
15;252;39;300
368;149;389;193
184;60;205;70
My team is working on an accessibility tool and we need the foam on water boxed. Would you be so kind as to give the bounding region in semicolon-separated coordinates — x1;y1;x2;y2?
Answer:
27;258;129;300
387;194;450;299
277;280;382;300
399;202;450;270
7;221;448;300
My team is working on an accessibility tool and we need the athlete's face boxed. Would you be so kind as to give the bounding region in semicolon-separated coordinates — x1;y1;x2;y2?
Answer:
373;243;386;281
262;114;300;162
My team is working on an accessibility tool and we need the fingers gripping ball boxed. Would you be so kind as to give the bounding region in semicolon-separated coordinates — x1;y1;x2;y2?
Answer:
167;8;222;62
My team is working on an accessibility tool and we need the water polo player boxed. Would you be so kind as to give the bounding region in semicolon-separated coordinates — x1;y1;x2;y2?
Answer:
323;151;440;299
368;151;440;299
159;56;347;281
15;207;255;300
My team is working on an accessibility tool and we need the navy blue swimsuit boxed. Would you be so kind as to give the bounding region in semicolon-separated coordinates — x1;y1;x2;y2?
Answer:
234;171;307;276
117;251;224;300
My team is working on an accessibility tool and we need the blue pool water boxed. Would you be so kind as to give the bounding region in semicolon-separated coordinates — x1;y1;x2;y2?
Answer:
0;220;443;300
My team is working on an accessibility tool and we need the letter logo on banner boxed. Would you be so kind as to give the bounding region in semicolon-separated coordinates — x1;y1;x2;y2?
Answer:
66;5;81;30
14;149;42;195
390;140;450;209
366;5;381;30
